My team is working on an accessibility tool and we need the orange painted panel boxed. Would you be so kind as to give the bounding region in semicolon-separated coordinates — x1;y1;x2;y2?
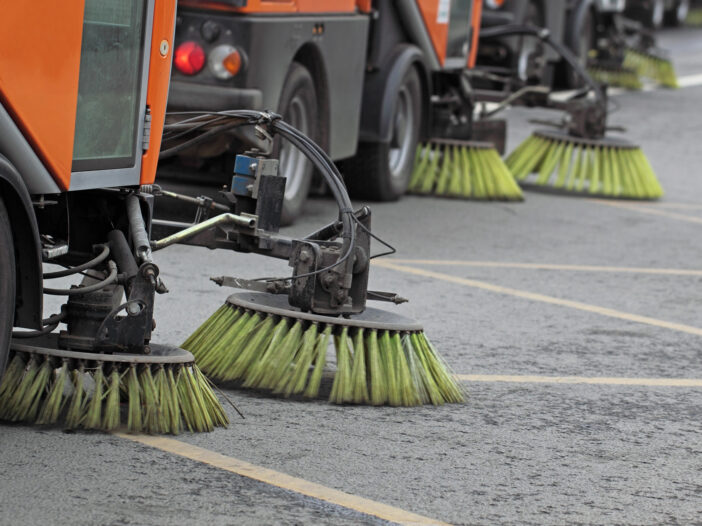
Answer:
178;0;356;13
417;0;449;66
355;0;372;13
0;2;85;191
141;0;178;184
467;0;482;68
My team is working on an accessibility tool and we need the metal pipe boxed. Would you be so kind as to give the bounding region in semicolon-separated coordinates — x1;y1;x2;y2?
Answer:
157;190;230;212
150;213;256;251
126;195;153;263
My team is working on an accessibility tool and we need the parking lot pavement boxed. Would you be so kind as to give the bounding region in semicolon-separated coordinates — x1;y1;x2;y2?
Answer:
3;27;702;526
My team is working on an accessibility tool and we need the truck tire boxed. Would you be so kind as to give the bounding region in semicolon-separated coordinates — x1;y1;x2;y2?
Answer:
341;66;422;201
664;0;689;26
275;62;318;225
0;195;15;375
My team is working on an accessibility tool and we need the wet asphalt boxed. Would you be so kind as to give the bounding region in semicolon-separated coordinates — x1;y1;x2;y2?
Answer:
2;26;702;526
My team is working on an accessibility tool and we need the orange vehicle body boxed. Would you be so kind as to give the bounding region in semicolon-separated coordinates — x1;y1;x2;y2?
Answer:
178;0;482;67
0;0;175;191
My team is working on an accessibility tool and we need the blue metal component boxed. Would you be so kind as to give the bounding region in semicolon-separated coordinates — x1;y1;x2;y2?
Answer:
233;154;257;176
232;154;258;197
231;175;254;197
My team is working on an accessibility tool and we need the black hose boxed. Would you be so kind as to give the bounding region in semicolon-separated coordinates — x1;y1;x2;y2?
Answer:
159;109;400;282
43;261;118;296
12;312;66;339
42;244;110;279
479;24;604;104
159;120;249;159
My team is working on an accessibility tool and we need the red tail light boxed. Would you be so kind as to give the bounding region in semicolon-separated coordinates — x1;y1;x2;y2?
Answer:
174;41;205;75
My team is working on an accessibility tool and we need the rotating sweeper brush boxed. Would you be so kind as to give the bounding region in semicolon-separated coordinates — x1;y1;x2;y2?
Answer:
0;196;228;434
409;140;523;201
479;24;663;200
588;15;678;89
154;110;464;407
183;293;462;406
407;67;523;201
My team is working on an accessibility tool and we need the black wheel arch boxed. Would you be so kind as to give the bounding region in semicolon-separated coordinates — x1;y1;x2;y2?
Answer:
292;43;330;154
357;43;430;145
0;155;43;330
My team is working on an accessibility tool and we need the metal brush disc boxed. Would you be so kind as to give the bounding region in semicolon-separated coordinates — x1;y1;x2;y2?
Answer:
10;334;194;364
427;138;495;150
534;129;638;150
226;292;424;333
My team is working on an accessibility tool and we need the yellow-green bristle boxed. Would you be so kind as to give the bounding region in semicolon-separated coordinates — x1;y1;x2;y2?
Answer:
65;365;87;429
623;48;678;88
303;326;331;399
410;142;523;201
183;302;465;406
588;66;643;90
505;134;664;200
37;361;69;425
0;348;226;434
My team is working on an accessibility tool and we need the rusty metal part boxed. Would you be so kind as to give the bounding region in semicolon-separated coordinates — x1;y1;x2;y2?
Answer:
533;129;638;149
226;292;423;333
150;213;256;251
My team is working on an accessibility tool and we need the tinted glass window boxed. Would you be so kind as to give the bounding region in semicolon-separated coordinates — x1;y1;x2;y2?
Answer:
72;0;146;171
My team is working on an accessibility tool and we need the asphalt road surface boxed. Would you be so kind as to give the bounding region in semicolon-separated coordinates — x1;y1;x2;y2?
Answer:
3;26;702;526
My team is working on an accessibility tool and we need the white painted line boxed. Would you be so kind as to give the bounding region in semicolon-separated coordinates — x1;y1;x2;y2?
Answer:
678;72;702;88
456;374;702;387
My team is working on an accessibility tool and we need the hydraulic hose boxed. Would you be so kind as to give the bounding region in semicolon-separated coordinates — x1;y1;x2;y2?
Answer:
479;24;604;104
42;244;110;279
43;261;118;296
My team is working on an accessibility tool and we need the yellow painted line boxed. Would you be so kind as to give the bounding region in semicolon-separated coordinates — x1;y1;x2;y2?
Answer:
117;434;449;526
373;260;702;337
379;259;702;277
645;202;702;210
455;374;702;387
591;200;702;224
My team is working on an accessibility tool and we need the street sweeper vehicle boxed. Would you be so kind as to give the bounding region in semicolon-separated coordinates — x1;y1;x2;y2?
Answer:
0;0;463;433
449;1;666;199
163;0;528;220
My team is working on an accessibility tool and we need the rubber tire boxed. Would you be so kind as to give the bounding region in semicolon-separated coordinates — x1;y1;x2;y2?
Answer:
664;0;690;26
566;7;594;89
340;66;422;201
275;63;318;226
0;196;15;376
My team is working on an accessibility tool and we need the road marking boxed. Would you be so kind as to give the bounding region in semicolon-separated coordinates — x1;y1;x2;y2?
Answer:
380;260;702;277
678;72;702;88
591;200;702;224
373;261;702;337
117;434;449;526
609;73;702;96
646;202;702;210
456;374;702;387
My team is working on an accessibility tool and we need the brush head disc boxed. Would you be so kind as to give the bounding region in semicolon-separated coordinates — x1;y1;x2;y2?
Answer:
11;334;196;368
426;138;495;150
225;292;424;334
533;129;639;150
